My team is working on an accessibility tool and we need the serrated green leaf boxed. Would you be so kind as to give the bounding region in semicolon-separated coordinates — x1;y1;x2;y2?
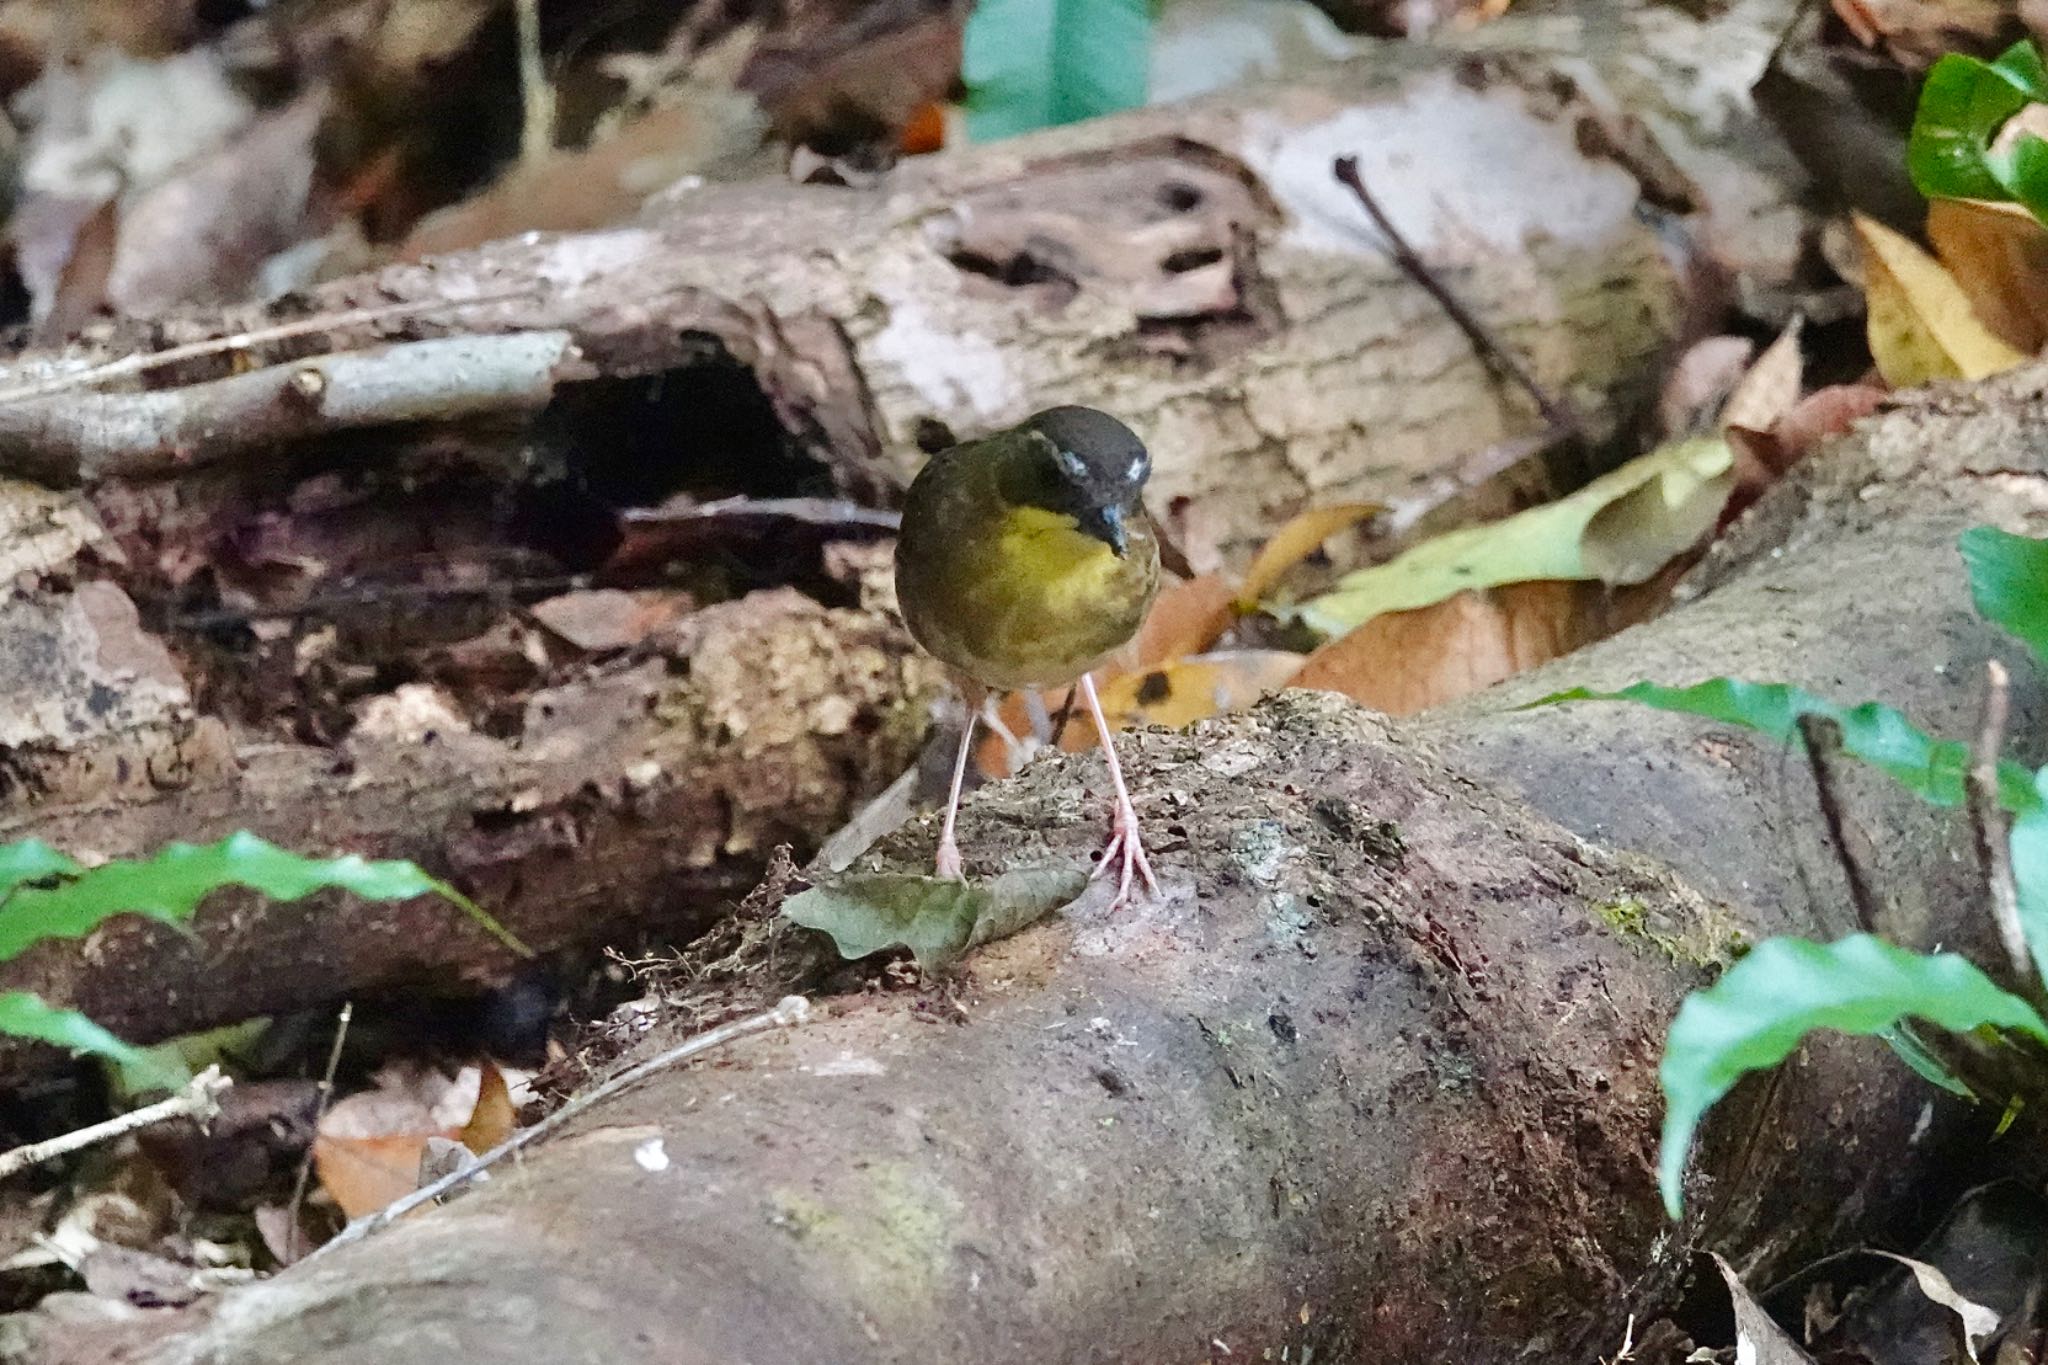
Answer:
1961;526;2048;666
782;867;1087;971
0;841;80;903
1659;934;2048;1217
1533;678;2036;810
0;991;184;1092
0;831;528;961
963;0;1151;141
1293;439;1733;639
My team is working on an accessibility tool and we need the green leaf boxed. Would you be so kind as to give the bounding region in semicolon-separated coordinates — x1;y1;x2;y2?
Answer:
1293;439;1733;639
0;831;528;962
2011;772;2048;980
1961;526;2048;666
1909;47;2043;203
782;867;1087;971
1878;1023;1974;1098
963;0;1151;141
0;991;184;1091
1659;934;2048;1217
0;841;80;903
1533;678;2036;811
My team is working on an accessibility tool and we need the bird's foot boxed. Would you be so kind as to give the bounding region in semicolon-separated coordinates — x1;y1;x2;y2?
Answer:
934;838;964;881
1091;796;1159;912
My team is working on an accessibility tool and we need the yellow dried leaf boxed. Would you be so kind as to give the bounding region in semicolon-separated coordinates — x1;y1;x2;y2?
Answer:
1236;502;1382;611
1855;212;2026;386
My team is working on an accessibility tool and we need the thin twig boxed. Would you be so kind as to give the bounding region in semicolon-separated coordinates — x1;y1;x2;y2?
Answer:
1796;713;1880;935
0;292;531;406
1968;661;2031;986
1332;156;1582;436
304;995;810;1262
283;1002;352;1263
0;1066;230;1181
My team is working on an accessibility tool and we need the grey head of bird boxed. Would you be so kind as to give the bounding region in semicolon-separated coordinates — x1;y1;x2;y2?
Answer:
998;406;1152;558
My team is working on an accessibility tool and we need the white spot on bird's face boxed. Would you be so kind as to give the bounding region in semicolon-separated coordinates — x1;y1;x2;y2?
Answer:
1059;449;1086;478
1127;456;1147;482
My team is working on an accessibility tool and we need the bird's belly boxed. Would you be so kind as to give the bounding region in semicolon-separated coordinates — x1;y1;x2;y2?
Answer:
905;516;1153;689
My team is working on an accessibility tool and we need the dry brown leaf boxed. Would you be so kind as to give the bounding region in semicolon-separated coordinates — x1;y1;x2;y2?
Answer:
1830;0;2007;67
460;1061;517;1155
1729;383;1890;494
1856;212;2027;386
1291;581;1602;716
1927;197;2048;354
1235;503;1382;611
1721;315;1806;434
1657;335;1755;438
528;590;689;653
313;1064;488;1220
400;97;767;259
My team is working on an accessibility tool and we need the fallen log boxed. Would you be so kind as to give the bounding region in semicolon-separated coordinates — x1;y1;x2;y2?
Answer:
0;0;1809;1059
83;374;2048;1363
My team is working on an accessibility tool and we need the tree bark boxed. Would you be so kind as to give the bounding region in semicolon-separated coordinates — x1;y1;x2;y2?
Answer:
69;373;2045;1364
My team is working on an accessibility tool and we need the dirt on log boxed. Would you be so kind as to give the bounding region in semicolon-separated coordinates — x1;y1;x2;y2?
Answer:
57;373;2040;1363
0;0;1811;1068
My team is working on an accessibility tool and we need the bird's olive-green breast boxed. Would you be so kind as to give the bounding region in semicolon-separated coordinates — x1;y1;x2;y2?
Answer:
895;407;1160;691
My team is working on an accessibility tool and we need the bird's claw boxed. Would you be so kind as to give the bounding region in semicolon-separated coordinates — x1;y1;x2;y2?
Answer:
1091;798;1158;912
934;839;964;881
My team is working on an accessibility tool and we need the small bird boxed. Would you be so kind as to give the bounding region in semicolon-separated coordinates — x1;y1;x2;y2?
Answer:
894;406;1163;908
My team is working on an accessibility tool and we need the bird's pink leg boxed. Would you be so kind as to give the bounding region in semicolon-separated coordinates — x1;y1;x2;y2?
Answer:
1079;672;1158;910
933;702;977;880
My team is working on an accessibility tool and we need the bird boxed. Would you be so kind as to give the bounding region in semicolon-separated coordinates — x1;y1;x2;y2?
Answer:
894;405;1163;909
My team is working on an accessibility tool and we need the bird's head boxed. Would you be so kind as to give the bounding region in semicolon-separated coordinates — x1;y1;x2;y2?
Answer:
1002;406;1152;557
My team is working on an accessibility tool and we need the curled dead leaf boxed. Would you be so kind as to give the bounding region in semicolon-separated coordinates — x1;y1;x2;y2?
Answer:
1926;196;2048;354
1292;581;1600;716
1856;211;2027;386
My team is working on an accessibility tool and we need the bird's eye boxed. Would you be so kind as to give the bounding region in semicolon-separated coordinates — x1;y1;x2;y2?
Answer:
1058;450;1087;478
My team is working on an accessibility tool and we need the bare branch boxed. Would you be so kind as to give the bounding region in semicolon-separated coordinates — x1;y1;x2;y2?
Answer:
0;1066;231;1181
0;331;576;486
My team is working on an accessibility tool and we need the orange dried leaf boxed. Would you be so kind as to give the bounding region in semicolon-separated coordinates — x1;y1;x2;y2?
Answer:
313;1132;438;1221
1926;197;2048;354
1130;573;1236;667
1236;503;1382;611
461;1061;517;1154
1291;581;1599;716
1092;650;1304;733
